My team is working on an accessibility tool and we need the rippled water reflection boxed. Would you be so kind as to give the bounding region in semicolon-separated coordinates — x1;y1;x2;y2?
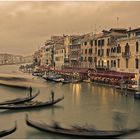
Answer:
0;65;140;138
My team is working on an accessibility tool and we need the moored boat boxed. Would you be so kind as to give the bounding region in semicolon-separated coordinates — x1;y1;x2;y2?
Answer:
0;96;64;110
25;115;139;138
53;78;64;82
62;80;71;84
0;121;17;138
0;90;40;105
44;75;62;81
134;92;140;99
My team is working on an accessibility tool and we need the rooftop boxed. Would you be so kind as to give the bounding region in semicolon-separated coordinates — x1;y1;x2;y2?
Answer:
128;27;140;32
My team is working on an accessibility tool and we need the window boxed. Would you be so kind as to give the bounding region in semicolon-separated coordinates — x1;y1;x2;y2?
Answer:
94;57;97;63
102;49;104;56
126;59;128;68
89;48;92;54
107;38;110;45
85;57;87;61
88;57;92;62
136;42;139;52
111;60;113;67
106;49;108;56
114;60;116;67
95;40;97;46
98;49;100;56
102;60;104;67
114;47;116;53
135;59;139;69
95;48;97;54
117;44;121;53
89;49;90;54
98;40;101;46
81;57;83;62
107;60;109;68
101;39;104;46
85;49;87;54
98;60;100;66
90;40;93;46
125;43;130;52
117;59;120;68
90;48;92;54
106;48;110;56
84;42;87;45
136;32;140;36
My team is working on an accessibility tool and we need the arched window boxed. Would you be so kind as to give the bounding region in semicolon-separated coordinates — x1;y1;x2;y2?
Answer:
102;60;104;67
135;58;139;69
114;60;116;67
136;42;139;52
125;43;130;52
117;44;121;53
114;47;116;53
111;48;113;53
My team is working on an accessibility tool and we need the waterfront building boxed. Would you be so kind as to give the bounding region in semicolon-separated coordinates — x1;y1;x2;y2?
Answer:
42;40;54;67
0;54;6;64
80;28;127;70
33;50;42;66
63;35;71;68
69;35;84;68
94;28;127;70
54;37;65;70
81;33;101;69
116;27;140;84
0;53;25;65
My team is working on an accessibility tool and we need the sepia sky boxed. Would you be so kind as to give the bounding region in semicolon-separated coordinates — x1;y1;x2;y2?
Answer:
0;1;140;55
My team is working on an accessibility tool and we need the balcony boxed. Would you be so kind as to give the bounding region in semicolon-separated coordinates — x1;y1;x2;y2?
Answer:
64;58;69;63
109;53;116;57
122;52;131;58
70;57;78;61
97;53;104;57
109;53;121;57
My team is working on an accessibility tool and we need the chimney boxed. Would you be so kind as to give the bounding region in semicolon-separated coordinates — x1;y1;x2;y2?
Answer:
129;27;131;31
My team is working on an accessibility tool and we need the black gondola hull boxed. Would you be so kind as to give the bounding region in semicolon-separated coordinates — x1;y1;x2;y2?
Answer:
0;96;64;110
25;115;139;139
0;91;40;105
0;121;17;138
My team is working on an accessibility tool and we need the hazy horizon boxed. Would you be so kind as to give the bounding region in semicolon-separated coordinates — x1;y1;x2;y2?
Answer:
0;1;139;55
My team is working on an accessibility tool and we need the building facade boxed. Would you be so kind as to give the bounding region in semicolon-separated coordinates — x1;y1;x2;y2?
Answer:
81;34;95;68
54;43;65;70
116;28;140;83
69;35;83;68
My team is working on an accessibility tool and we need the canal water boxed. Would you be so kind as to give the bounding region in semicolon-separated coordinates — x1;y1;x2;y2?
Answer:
0;65;140;139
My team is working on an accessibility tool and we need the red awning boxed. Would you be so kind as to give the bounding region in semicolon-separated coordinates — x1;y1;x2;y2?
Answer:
91;71;135;79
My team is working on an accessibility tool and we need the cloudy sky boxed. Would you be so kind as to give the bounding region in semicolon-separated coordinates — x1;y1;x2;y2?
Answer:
0;1;139;56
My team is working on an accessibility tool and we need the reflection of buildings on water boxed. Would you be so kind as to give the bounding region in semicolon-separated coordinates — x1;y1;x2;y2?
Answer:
71;84;81;105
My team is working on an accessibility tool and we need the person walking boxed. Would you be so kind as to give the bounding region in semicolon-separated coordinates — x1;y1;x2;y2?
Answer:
29;86;32;97
51;90;54;102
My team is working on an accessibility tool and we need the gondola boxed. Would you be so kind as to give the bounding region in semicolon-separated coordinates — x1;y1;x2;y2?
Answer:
0;90;40;105
25;114;139;139
0;96;64;110
0;121;17;138
52;78;64;83
61;79;71;84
